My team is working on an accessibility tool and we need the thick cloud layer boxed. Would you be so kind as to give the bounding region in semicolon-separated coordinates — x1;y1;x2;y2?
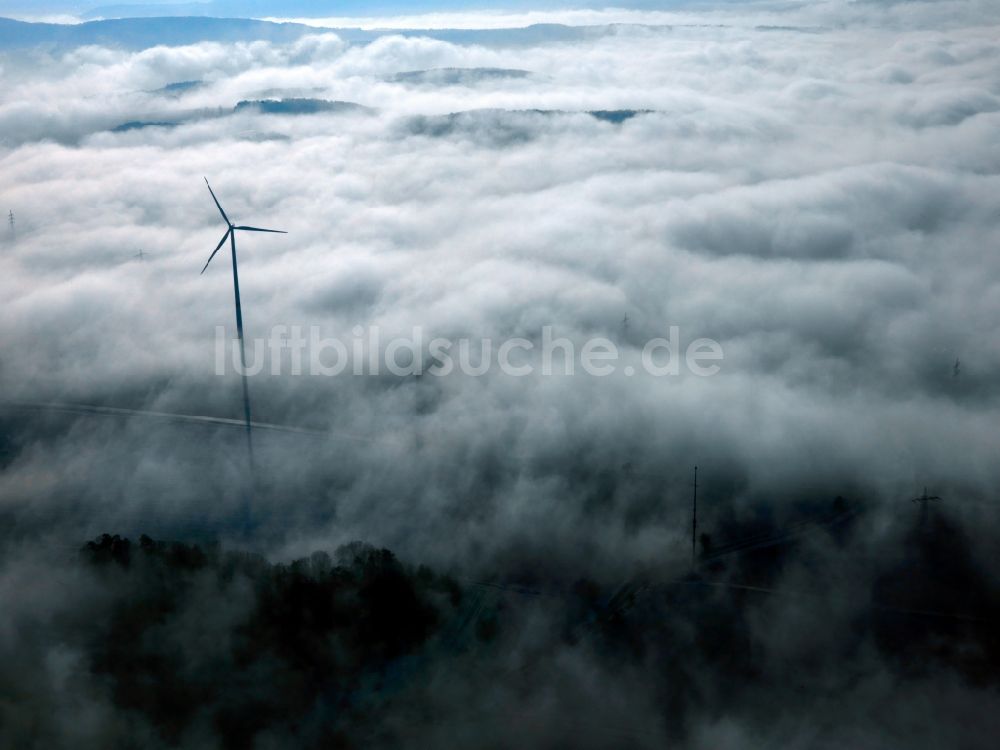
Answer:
0;3;999;744
2;2;998;558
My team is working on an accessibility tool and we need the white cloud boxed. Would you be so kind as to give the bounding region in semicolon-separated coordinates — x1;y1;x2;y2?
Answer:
0;0;999;567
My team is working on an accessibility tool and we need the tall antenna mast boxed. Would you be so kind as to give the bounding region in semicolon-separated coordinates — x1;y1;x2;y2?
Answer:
8;210;14;239
911;486;941;528
691;465;698;569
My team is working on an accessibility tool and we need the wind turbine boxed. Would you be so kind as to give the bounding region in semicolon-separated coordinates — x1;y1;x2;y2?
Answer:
202;177;286;472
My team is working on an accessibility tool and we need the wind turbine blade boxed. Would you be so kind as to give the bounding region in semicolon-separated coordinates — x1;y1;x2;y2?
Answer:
234;226;287;234
200;229;232;274
204;178;230;225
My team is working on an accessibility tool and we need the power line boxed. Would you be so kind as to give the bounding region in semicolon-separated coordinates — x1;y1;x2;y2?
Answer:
0;400;399;446
691;465;698;570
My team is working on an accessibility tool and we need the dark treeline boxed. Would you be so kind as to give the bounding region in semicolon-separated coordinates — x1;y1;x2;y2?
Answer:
76;534;463;748
3;505;995;749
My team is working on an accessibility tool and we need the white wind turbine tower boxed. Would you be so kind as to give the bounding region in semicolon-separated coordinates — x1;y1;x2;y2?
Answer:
202;178;286;473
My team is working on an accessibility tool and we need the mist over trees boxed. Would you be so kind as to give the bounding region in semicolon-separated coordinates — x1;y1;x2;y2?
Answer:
3;507;999;748
2;0;1000;746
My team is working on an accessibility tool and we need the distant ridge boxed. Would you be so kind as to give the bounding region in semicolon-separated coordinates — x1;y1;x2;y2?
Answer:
0;16;321;50
405;108;652;135
390;68;533;85
110;98;372;132
150;80;205;97
234;98;373;115
0;17;653;51
112;120;176;132
81;1;565;21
